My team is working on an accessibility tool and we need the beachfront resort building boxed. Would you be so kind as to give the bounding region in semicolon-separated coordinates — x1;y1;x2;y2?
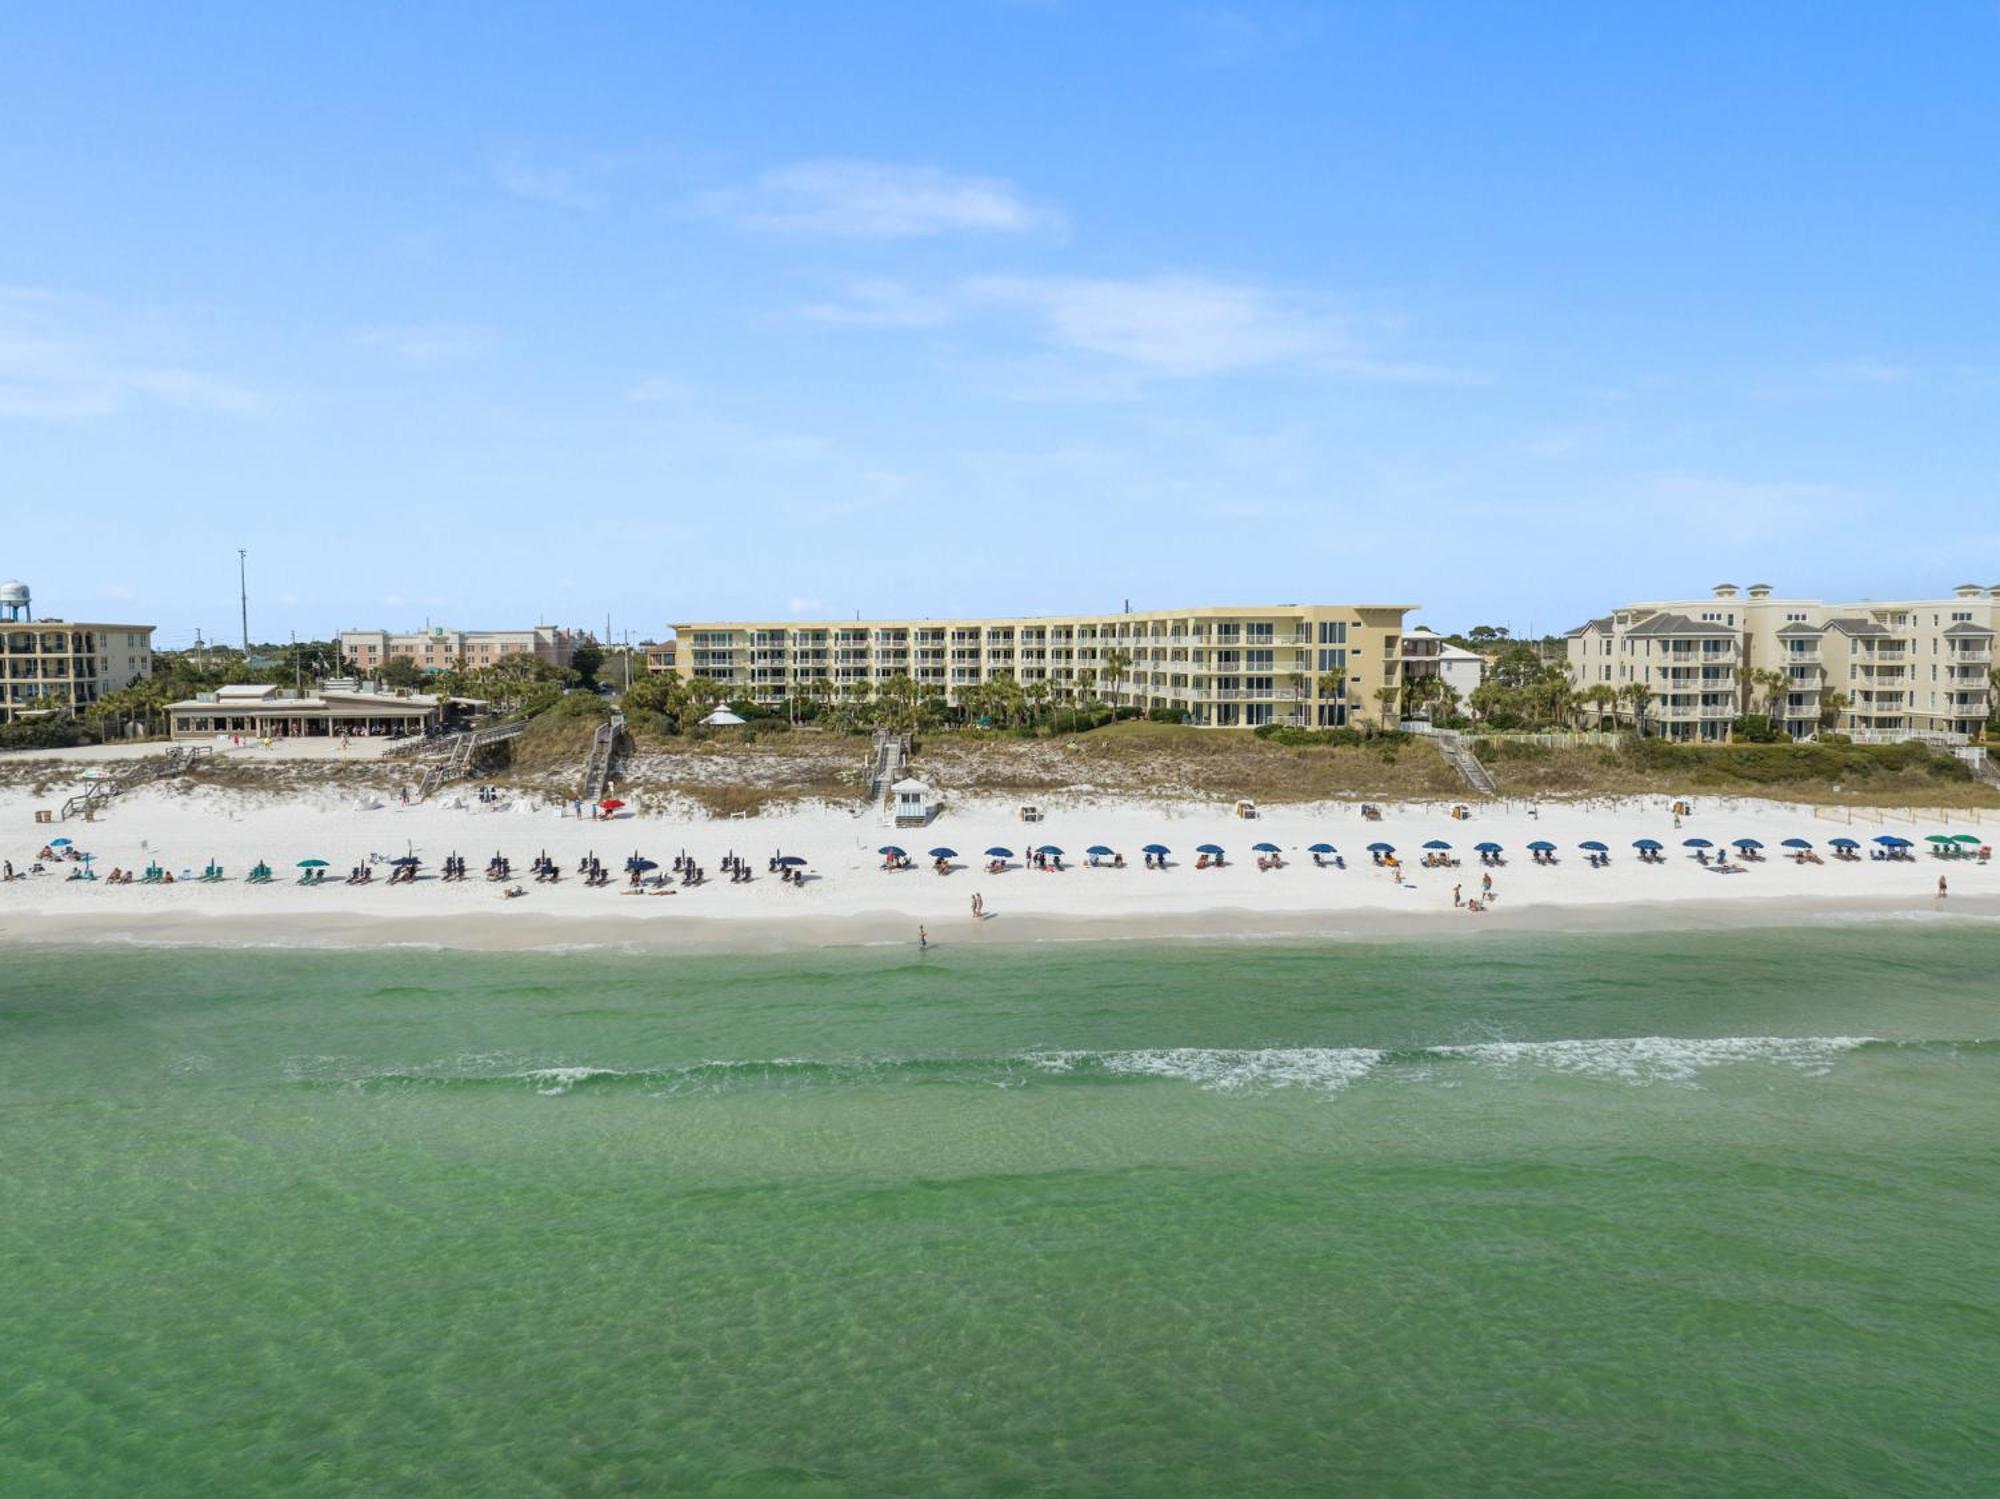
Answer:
0;579;156;726
666;604;1414;728
339;625;578;676
1566;583;1998;743
1399;626;1485;706
165;681;442;741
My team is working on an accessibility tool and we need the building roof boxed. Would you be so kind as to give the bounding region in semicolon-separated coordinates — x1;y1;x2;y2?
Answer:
1564;616;1613;638
1774;623;1825;638
167;684;440;713
1623;613;1736;638
671;603;1419;633
1943;621;1996;637
1824;617;1893;638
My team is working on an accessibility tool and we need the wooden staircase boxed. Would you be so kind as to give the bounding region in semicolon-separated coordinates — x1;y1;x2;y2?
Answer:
417;720;528;800
582;712;625;802
59;745;212;820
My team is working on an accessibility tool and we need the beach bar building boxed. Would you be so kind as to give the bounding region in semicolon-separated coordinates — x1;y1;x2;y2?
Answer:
166;682;443;741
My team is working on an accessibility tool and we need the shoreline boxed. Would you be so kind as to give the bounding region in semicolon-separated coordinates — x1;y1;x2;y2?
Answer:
6;891;1996;956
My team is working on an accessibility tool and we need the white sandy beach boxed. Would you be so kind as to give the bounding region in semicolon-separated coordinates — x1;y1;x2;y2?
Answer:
3;763;1994;950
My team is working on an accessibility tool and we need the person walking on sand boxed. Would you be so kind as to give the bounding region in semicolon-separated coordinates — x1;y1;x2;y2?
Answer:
1453;883;1462;907
1937;875;1948;900
971;892;983;920
1481;871;1493;898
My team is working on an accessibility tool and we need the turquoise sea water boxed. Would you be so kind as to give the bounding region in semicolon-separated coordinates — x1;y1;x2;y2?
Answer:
4;927;1998;1497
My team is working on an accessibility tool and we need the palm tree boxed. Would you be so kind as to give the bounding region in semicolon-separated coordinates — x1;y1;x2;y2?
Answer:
1373;684;1401;729
1103;648;1133;713
1819;687;1850;733
1584;682;1618;729
1620;681;1654;737
1076;667;1098;707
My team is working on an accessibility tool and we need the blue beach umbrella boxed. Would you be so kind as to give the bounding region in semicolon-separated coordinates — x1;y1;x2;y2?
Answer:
1475;841;1503;852
1732;838;1763;850
1085;845;1115;856
984;847;1014;858
49;837;72;847
1633;839;1662;850
1142;844;1171;855
1036;844;1064;856
1253;841;1281;852
877;845;906;857
1579;840;1608;851
1528;840;1556;851
1781;838;1812;849
928;848;957;859
776;856;807;867
1307;842;1338;854
628;857;657;873
1196;843;1225;855
390;855;420;866
1422;838;1451;850
1366;842;1395;853
1829;838;1859;849
1683;838;1713;849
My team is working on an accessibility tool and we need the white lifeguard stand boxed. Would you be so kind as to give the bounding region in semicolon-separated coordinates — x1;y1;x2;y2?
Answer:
891;777;936;828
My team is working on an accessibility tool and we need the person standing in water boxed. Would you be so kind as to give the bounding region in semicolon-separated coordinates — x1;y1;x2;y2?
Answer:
919;924;928;949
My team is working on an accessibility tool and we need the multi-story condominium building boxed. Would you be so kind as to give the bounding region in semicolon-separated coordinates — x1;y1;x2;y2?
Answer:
0;580;155;725
666;603;1413;729
339;625;577;675
643;641;676;674
1567;583;1997;743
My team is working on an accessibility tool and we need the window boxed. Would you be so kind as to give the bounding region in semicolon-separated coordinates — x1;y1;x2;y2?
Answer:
1316;622;1347;645
1317;649;1346;671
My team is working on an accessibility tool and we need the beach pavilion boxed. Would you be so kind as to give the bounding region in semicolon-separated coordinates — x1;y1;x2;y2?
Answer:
167;682;442;741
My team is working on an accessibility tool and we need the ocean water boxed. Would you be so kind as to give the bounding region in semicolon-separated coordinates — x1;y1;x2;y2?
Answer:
3;928;1997;1497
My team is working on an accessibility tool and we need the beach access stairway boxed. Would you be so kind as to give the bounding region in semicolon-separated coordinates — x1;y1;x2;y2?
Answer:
1430;729;1498;797
59;745;213;821
582;711;624;802
866;730;910;807
417;719;529;800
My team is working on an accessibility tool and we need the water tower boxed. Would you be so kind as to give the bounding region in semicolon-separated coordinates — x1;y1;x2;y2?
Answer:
0;579;29;622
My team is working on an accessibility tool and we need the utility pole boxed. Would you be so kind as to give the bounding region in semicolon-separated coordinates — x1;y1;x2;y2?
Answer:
237;548;250;657
623;629;632;691
292;630;301;695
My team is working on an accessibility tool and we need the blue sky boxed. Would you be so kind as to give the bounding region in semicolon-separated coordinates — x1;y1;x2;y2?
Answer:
3;2;1996;650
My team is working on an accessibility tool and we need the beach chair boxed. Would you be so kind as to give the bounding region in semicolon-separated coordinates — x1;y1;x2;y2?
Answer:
140;864;163;884
201;864;224;883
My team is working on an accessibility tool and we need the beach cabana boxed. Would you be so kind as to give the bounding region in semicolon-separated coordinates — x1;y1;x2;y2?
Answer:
700;707;747;727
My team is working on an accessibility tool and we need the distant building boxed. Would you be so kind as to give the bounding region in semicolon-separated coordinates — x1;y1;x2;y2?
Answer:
643;641;676;674
1566;582;1997;743
1399;626;1485;705
666;603;1414;729
339;625;576;675
0;578;155;725
166;681;442;741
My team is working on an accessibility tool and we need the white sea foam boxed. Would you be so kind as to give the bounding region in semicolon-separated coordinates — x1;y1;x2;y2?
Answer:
1030;1046;1385;1092
1428;1034;1877;1084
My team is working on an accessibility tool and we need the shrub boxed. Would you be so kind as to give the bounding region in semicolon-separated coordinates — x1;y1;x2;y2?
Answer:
1731;714;1789;743
1147;706;1188;724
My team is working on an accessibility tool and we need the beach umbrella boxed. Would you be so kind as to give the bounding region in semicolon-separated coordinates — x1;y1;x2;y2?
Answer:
1036;844;1064;856
390;855;420;866
1308;842;1338;854
1421;839;1452;850
1085;845;1115;856
928;847;958;858
776;855;807;867
628;857;657;873
1579;840;1608;851
1683;838;1713;848
1197;843;1226;855
877;845;907;857
985;847;1014;858
1475;841;1503;853
1923;834;1954;845
1733;838;1763;850
48;837;72;847
598;799;625;810
1141;843;1170;856
1951;834;1981;844
1633;839;1662;850
1528;840;1555;851
1829;837;1859;848
296;858;329;868
1781;838;1812;849
1366;842;1395;853
1253;841;1282;852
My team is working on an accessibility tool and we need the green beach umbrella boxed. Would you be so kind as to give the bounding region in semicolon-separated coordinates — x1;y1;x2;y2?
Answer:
297;858;330;868
1951;834;1981;844
1924;834;1954;845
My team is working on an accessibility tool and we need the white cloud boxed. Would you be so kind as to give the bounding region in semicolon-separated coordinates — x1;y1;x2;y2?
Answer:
795;278;956;329
0;296;262;422
964;273;1326;378
353;325;496;364
708;160;1058;239
787;596;823;614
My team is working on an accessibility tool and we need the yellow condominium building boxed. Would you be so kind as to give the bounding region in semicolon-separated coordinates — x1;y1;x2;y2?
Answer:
667;604;1414;729
0;616;156;726
1567;582;1997;743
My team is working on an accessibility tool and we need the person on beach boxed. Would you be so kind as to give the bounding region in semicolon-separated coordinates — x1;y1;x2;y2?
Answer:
971;892;982;919
1481;872;1493;898
1937;875;1948;900
1453;883;1462;907
919;925;928;950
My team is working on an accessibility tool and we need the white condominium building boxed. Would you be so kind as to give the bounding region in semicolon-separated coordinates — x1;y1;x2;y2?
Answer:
340;625;578;675
0;579;155;725
667;603;1414;729
1567;583;1997;743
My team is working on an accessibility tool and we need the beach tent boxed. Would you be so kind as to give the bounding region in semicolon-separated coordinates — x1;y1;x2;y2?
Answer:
1253;842;1281;853
1308;842;1338;854
1579;840;1608;852
700;707;747;726
1422;839;1452;850
1781;838;1812;849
